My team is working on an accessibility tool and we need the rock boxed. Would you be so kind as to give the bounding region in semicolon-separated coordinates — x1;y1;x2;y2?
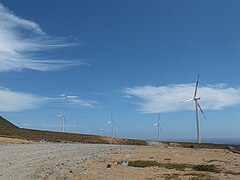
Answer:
107;164;111;168
122;154;130;166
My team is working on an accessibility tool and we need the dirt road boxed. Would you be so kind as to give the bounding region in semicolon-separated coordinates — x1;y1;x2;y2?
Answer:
0;143;134;180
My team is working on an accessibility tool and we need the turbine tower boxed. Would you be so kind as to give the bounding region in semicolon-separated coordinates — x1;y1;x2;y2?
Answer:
107;111;116;138
181;74;206;143
99;128;105;136
153;114;161;141
43;119;47;130
57;113;65;132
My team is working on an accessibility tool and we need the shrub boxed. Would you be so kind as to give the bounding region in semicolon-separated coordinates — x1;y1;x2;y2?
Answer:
192;164;219;173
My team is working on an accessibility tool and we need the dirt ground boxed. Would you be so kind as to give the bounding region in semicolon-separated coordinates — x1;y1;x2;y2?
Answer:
66;145;240;180
0;137;240;179
0;137;35;144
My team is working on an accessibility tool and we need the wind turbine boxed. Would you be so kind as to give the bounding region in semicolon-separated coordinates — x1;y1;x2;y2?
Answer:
43;119;47;130
19;120;22;128
153;114;161;142
181;74;206;144
107;111;117;138
76;119;80;133
57;113;65;132
57;106;68;133
99;128;105;136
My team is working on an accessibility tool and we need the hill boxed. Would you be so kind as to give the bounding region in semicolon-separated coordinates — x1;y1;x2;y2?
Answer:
0;116;147;145
0;116;19;129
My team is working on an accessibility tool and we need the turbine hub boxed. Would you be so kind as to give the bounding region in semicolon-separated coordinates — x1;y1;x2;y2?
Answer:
194;97;200;100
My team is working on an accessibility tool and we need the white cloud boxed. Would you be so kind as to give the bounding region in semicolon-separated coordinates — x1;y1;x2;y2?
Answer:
124;84;240;113
0;2;85;72
0;87;47;112
0;87;97;112
58;94;97;108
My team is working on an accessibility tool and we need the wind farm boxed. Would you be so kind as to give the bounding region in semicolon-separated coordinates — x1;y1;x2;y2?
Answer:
0;0;239;145
0;0;240;179
0;74;236;146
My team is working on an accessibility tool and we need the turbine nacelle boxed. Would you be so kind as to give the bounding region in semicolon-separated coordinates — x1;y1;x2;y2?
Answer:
194;97;200;101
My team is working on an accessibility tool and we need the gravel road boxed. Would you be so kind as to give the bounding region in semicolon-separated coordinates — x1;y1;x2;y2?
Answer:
0;143;134;180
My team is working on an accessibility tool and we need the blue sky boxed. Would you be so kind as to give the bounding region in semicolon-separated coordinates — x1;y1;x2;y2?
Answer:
0;0;240;143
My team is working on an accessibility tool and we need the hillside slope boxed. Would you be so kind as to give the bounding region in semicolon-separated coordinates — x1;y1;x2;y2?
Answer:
0;116;146;145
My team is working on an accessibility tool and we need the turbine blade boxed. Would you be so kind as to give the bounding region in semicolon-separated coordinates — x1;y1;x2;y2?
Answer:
197;102;206;120
180;98;194;103
194;74;199;98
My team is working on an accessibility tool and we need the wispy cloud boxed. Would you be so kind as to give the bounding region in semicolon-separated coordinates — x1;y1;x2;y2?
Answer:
124;84;240;113
58;94;97;108
0;2;85;72
0;87;96;112
0;87;48;112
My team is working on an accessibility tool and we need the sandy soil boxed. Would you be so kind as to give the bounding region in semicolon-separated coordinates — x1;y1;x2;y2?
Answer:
67;145;240;180
0;137;239;180
0;137;35;144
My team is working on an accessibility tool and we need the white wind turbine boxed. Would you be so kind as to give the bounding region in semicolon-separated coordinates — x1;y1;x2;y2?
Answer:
153;114;161;142
57;113;65;132
99;128;105;136
57;106;68;133
107;111;117;138
181;74;206;144
43;119;47;130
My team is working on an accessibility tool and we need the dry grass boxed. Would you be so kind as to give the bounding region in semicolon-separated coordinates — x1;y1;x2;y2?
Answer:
128;160;222;174
192;164;220;173
128;160;192;171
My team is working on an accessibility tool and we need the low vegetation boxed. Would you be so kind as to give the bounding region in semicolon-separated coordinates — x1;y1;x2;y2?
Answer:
192;164;219;173
129;160;220;173
128;160;159;168
129;160;192;171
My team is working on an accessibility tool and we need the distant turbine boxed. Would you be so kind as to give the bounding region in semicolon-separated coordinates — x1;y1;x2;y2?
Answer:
43;119;47;130
99;128;105;136
86;128;91;134
153;114;161;142
76;119;80;134
107;111;117;138
57;113;65;132
180;74;206;143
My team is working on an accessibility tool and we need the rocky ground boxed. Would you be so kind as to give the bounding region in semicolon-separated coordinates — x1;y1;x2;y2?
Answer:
0;140;135;180
0;137;240;180
75;145;240;180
